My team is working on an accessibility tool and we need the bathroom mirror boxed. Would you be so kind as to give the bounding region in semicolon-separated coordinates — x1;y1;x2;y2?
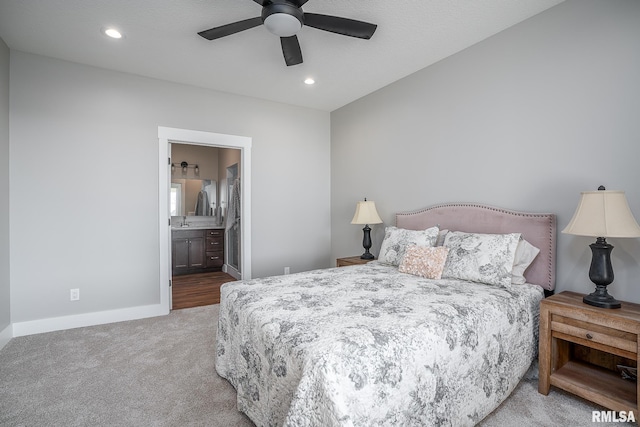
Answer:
170;179;217;216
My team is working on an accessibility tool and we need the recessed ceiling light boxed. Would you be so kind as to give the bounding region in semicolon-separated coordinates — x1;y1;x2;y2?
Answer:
104;28;123;39
304;78;315;85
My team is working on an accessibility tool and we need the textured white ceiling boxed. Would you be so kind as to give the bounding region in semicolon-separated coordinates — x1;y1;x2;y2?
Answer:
0;0;564;111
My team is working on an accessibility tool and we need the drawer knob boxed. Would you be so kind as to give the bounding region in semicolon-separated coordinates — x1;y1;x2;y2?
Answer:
586;333;593;339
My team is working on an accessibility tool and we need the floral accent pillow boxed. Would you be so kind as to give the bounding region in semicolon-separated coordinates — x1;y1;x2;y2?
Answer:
378;226;439;266
442;231;521;287
399;245;450;279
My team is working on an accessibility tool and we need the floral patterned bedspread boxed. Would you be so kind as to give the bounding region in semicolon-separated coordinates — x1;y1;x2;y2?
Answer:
216;261;544;427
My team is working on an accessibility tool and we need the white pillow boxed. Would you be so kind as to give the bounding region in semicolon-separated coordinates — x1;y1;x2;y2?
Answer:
436;229;449;247
378;226;439;266
511;238;540;285
442;231;521;287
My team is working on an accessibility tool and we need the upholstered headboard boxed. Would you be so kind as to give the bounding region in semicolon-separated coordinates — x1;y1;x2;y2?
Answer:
396;203;557;291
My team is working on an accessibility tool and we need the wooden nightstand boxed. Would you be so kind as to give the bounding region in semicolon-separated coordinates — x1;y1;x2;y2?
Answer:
336;256;374;267
538;291;640;415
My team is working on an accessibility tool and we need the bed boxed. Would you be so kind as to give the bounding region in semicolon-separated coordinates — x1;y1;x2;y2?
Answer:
216;203;556;426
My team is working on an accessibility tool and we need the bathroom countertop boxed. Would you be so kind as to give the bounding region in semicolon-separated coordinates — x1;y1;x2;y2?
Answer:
171;225;225;230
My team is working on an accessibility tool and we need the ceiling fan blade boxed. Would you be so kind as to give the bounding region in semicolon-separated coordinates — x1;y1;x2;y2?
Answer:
281;36;303;66
304;13;377;39
198;17;262;40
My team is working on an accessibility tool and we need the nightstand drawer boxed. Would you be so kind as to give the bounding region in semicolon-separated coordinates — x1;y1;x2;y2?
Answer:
551;314;638;356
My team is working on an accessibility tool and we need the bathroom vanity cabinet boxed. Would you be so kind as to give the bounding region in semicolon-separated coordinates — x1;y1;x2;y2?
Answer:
172;228;224;275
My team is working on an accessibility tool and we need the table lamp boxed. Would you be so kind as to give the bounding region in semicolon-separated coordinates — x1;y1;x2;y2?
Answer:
562;186;640;308
351;198;383;259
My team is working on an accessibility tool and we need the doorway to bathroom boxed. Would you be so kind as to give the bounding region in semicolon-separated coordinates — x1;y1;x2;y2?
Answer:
158;127;252;313
169;144;239;309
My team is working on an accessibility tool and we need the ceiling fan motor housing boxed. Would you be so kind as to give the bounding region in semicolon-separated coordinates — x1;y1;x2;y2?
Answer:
262;3;304;37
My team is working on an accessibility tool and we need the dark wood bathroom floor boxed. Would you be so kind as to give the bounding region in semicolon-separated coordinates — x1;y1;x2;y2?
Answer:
172;271;236;309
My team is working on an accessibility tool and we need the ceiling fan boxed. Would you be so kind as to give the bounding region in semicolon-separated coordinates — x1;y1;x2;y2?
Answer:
198;0;378;66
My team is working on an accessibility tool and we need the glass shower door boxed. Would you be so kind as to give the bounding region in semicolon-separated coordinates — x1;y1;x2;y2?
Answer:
225;164;240;276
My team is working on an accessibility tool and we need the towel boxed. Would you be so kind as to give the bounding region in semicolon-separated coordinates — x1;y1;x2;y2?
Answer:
226;179;241;231
195;190;210;216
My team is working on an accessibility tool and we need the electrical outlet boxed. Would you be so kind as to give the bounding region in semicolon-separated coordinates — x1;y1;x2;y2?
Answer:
284;267;290;275
70;288;80;301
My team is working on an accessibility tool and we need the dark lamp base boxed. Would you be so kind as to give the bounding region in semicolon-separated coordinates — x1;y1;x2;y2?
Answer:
583;238;620;309
359;224;375;260
583;287;621;309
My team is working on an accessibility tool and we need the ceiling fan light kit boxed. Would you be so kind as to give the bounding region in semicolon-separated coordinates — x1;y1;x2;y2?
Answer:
263;3;303;37
198;0;377;67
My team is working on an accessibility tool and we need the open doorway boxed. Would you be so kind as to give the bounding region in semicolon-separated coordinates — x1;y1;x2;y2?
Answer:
169;144;238;309
158;127;252;313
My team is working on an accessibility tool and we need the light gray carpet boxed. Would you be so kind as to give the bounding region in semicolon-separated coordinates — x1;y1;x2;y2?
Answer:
0;305;633;426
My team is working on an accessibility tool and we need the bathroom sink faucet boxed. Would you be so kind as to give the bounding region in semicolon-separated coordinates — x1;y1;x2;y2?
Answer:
182;216;189;227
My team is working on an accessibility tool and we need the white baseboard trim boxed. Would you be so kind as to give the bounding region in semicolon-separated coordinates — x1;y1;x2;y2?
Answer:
0;323;12;351
12;304;169;337
224;264;241;280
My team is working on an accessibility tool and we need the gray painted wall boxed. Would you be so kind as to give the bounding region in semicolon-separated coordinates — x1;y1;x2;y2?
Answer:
10;51;331;323
0;38;9;332
331;0;640;303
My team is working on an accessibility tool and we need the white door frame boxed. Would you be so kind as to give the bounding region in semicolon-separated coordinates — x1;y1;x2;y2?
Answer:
158;126;252;313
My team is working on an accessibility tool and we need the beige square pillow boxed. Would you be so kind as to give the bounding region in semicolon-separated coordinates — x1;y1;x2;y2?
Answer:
398;245;450;279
